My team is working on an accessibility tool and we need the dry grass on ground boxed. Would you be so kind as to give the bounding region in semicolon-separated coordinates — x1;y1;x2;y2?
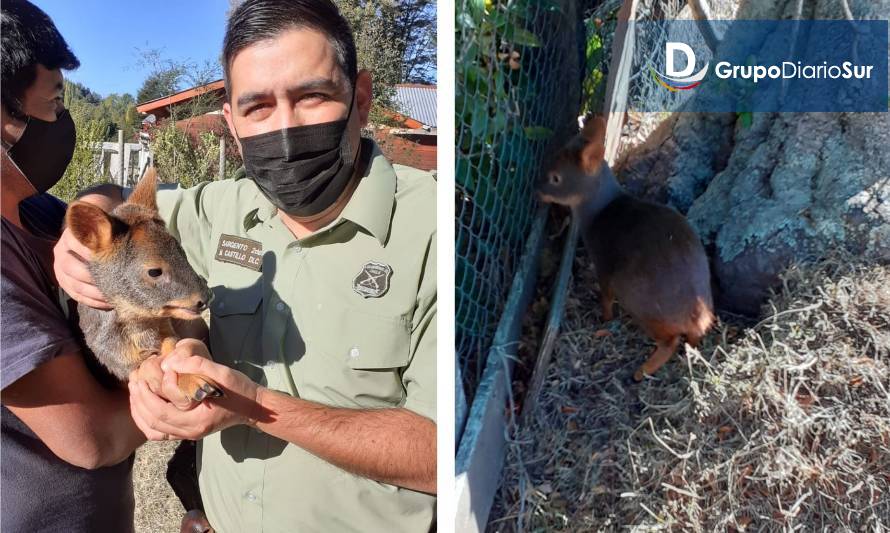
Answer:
489;257;890;531
133;440;182;533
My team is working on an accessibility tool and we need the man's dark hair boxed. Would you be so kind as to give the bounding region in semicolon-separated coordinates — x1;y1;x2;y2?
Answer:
222;0;357;98
1;0;79;118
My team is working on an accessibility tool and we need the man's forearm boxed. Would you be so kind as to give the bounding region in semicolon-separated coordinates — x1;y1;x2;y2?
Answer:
96;388;147;467
250;388;436;494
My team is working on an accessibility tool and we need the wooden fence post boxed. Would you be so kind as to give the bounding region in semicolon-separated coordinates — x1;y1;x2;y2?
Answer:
602;0;638;166
688;0;721;53
117;129;125;186
218;136;226;180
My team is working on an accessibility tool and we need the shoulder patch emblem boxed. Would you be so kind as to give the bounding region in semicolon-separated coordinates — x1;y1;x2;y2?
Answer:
353;261;393;298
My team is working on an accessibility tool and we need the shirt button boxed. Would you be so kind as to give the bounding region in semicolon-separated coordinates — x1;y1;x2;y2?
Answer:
275;301;285;312
245;491;257;502
349;346;360;359
218;301;226;310
265;360;275;368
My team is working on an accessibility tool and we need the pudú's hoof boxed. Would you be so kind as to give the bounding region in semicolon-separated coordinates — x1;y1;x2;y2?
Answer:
191;383;223;402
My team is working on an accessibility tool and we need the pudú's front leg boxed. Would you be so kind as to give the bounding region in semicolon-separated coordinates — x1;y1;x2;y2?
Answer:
160;336;223;403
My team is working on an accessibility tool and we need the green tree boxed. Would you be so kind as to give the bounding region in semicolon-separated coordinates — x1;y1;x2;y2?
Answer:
49;99;111;202
337;0;402;108
394;0;436;83
135;48;221;107
150;119;241;188
136;66;185;103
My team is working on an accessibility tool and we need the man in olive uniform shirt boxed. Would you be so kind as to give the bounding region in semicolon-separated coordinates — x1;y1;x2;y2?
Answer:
53;1;436;531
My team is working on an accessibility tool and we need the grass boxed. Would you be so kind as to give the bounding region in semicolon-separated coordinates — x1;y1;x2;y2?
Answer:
489;256;890;531
133;440;182;533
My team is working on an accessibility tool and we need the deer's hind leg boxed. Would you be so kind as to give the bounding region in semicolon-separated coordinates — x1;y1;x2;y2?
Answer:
599;277;615;321
633;334;681;382
157;337;223;402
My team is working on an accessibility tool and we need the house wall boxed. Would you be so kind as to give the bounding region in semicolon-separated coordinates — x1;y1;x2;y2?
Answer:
373;131;437;171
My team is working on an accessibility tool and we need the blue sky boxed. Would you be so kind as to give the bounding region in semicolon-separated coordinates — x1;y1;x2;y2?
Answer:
33;0;229;99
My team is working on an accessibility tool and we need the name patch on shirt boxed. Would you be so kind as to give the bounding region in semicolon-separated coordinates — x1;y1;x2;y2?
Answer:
214;234;263;271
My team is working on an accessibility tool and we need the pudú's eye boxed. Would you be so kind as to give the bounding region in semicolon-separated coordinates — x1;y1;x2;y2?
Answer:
147;268;163;278
549;173;562;185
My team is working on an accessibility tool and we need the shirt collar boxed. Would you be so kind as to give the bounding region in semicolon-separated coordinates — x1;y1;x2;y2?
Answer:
337;139;395;245
242;139;396;245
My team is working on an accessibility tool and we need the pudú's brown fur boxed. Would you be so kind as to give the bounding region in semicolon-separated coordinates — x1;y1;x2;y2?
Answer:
538;115;714;380
66;168;221;401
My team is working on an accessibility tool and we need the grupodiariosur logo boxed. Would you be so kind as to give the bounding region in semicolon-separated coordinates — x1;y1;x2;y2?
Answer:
649;42;709;92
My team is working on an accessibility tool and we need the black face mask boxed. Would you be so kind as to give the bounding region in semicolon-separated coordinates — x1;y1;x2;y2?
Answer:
238;98;358;217
6;109;76;194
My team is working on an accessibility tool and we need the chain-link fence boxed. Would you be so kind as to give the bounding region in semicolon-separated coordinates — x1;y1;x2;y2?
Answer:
455;0;591;439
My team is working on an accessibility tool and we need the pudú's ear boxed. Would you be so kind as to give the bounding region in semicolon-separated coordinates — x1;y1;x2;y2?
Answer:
578;114;607;175
128;166;158;211
580;140;606;175
66;201;127;254
580;114;607;144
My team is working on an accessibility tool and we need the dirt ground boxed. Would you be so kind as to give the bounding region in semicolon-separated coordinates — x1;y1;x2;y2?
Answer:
133;440;182;533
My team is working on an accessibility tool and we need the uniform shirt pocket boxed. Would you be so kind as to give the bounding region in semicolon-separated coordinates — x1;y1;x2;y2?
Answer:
343;310;411;371
208;281;263;378
310;309;410;409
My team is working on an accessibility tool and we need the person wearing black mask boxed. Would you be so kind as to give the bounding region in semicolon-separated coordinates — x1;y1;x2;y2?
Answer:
54;0;437;531
1;1;145;532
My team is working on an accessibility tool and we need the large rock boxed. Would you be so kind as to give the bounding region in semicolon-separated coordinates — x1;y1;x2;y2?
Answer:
616;0;889;315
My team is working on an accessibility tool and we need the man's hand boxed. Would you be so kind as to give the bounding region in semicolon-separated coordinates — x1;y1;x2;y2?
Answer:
129;339;211;411
128;354;265;441
53;226;111;309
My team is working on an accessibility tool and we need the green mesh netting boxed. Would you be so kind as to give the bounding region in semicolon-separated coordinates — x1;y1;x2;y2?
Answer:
455;0;590;432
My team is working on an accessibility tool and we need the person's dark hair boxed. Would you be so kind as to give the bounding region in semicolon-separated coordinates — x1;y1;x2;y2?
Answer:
1;0;79;118
222;0;357;98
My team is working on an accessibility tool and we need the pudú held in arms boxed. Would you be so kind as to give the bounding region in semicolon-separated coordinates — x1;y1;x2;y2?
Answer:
65;168;221;402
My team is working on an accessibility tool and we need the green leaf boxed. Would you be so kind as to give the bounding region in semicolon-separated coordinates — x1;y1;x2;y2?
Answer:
468;0;486;21
511;28;541;48
471;106;490;138
457;12;474;29
523;126;553;140
492;109;508;131
489;10;507;29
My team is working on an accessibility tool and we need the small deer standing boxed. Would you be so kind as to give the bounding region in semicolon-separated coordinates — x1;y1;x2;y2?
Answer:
66;168;222;401
538;115;714;381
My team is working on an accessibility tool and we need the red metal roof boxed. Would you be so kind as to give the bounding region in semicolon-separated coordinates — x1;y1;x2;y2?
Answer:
136;79;225;118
